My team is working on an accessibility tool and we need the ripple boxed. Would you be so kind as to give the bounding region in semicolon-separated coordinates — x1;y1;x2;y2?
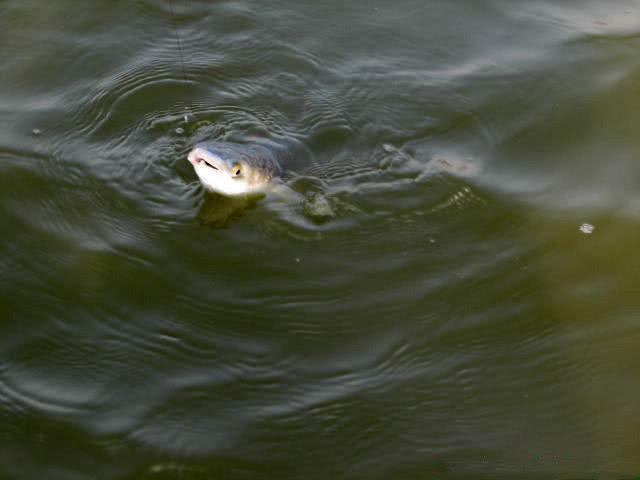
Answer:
4;0;640;475
0;332;104;418
72;62;194;143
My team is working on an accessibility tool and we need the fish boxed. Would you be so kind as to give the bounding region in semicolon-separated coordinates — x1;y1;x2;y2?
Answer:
187;141;283;196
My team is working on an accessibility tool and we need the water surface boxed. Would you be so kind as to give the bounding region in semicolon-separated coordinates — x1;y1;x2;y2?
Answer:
1;0;640;478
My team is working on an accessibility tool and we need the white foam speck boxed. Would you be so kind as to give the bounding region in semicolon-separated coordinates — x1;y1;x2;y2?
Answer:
579;223;595;235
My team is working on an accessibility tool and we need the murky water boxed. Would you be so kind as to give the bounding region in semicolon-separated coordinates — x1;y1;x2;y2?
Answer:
2;1;640;478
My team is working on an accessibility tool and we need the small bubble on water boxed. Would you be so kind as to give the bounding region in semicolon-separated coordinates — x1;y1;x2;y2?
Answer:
31;128;42;136
183;108;192;123
382;143;395;153
175;127;184;135
295;257;301;263
579;223;595;235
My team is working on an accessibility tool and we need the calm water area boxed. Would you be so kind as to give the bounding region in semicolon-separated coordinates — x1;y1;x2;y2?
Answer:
1;1;640;478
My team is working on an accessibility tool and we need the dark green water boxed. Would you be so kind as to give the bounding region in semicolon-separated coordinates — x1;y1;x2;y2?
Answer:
2;0;640;478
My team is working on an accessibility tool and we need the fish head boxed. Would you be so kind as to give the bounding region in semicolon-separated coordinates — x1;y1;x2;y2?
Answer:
188;142;277;196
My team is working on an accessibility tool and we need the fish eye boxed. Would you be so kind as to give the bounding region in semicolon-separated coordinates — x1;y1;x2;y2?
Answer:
232;164;242;176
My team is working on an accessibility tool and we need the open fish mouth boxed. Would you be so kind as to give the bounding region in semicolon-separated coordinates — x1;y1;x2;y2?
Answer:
202;160;217;170
188;149;220;170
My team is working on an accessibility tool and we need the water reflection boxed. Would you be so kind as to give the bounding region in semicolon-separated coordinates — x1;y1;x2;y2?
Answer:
197;192;262;228
536;213;640;473
2;0;640;478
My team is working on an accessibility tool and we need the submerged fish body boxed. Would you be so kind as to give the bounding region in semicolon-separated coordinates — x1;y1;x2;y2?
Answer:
188;141;283;196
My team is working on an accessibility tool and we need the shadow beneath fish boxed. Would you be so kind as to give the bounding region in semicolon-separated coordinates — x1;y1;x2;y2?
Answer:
196;179;342;231
197;191;263;228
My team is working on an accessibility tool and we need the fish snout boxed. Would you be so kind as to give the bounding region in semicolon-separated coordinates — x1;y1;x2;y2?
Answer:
187;148;205;166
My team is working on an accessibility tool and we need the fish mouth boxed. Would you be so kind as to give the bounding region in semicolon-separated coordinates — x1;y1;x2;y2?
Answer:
188;148;221;170
203;160;218;170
